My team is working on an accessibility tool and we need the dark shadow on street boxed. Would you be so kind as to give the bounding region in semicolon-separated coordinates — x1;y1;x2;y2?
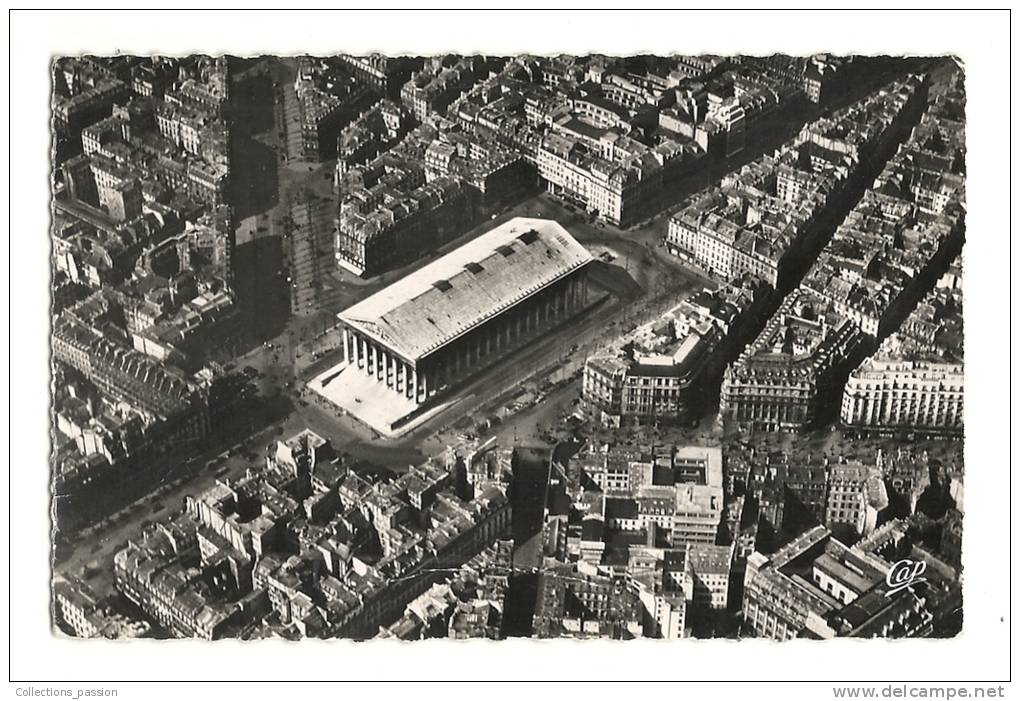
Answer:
502;446;553;637
233;237;290;352
230;136;280;220
232;69;276;135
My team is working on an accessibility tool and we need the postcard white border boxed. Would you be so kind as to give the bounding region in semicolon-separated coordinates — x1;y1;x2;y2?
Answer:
7;7;1013;692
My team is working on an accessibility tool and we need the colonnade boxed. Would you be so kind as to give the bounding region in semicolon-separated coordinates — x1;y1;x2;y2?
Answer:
340;269;589;406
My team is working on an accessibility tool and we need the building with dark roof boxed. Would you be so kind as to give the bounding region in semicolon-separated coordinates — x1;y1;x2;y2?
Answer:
686;542;733;610
741;520;958;640
720;288;865;431
742;526;841;640
583;274;765;425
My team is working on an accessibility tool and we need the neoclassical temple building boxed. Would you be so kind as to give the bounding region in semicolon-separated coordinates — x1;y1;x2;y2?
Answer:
337;217;592;407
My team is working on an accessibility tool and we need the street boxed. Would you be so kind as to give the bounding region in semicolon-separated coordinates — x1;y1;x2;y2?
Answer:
55;56;948;616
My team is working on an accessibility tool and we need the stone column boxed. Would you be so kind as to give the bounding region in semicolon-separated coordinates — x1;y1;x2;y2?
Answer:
342;327;351;364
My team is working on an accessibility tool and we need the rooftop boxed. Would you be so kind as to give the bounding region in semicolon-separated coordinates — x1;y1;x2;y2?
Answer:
339;218;592;361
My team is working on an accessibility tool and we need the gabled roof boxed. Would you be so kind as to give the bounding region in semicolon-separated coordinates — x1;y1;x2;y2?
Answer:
339;218;592;361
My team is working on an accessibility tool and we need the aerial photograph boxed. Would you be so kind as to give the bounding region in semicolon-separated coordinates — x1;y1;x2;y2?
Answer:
49;52;966;641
